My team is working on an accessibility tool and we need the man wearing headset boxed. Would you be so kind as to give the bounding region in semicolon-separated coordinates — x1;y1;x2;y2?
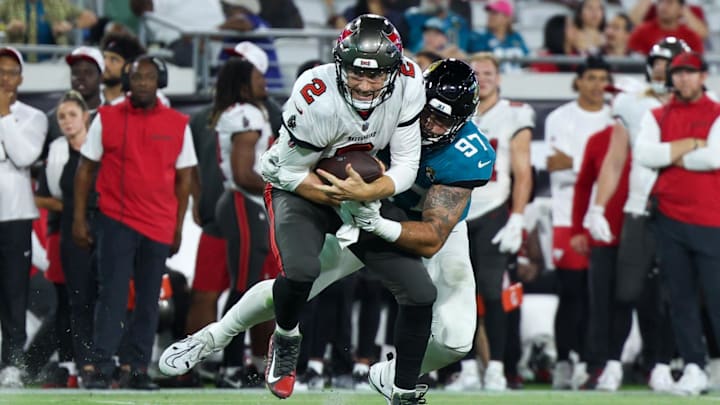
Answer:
634;51;720;396
73;56;197;389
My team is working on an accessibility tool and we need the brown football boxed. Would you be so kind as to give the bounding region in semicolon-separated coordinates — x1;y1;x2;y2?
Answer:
316;151;383;184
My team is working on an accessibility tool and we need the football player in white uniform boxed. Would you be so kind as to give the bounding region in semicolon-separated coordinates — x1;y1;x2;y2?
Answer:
159;59;494;405
259;15;432;402
583;37;690;392
212;56;276;387
545;56;613;390
456;52;534;391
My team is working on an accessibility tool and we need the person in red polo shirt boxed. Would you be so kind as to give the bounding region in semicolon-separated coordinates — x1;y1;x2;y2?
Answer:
634;51;720;396
628;0;703;54
72;55;197;389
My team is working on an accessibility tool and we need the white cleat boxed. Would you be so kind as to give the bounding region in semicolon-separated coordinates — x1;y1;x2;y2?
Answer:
552;361;572;390
648;363;674;393
596;360;623;392
571;362;589;390
158;326;217;376
671;363;708;396
483;360;507;392
369;357;394;404
0;366;23;388
706;359;720;391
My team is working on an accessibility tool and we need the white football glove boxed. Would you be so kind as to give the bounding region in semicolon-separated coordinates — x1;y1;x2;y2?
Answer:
340;200;401;242
584;204;613;243
341;200;382;231
492;213;524;254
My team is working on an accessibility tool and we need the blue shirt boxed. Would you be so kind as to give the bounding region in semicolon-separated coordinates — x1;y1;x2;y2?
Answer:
219;15;283;90
469;30;529;73
405;9;472;54
393;121;496;221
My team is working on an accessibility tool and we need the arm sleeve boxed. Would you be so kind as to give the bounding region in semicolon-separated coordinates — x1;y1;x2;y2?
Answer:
216;104;265;134
271;130;324;192
80;115;104;161
175;124;198;169
511;103;536;137
385;121;421;195
0;109;47;168
571;138;597;236
682;117;720;171
633;111;672;169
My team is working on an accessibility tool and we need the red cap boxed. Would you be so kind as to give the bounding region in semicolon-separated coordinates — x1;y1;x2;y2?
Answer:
669;51;705;73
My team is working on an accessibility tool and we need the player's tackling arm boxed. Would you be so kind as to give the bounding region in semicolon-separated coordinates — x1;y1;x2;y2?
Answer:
395;184;471;258
593;121;629;207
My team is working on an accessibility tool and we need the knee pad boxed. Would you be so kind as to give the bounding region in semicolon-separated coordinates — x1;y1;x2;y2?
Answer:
421;336;471;374
397;280;437;307
437;254;473;288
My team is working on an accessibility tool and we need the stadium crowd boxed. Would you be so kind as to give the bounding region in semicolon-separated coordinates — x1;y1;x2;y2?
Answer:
0;0;718;403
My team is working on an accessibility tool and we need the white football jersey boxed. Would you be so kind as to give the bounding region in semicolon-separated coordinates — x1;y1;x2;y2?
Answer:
545;101;612;227
612;89;662;215
467;99;535;219
217;102;273;207
262;60;425;193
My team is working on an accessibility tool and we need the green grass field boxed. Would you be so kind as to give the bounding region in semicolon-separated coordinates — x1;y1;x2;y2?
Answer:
0;389;719;405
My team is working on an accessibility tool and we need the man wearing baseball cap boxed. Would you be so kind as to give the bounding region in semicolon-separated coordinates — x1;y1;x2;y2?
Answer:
469;0;529;72
0;46;48;387
633;50;720;395
99;33;145;105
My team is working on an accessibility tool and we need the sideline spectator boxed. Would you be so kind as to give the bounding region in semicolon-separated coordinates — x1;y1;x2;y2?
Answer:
331;0;409;43
259;0;303;28
405;0;472;53
218;0;283;91
634;51;720;396
471;0;529;72
544;55;612;390
99;33;145;105
566;0;606;55
530;14;571;73
582;37;689;393
135;0;224;67
0;46;48;388
602;13;643;73
627;0;703;54
41;46;103;159
416;17;467;60
31;91;92;387
0;0;97;61
73;56;196;389
602;13;632;57
628;0;708;40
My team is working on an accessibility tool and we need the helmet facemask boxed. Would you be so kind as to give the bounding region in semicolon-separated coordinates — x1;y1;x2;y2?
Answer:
336;63;400;111
420;102;465;148
421;59;479;151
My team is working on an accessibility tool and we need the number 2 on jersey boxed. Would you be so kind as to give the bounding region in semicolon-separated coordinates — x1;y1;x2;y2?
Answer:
300;78;327;104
